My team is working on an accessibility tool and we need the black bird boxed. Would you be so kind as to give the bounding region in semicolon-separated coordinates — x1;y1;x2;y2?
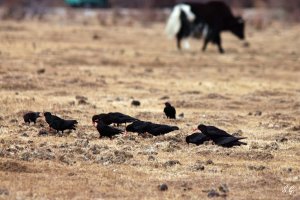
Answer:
92;112;137;126
197;124;247;147
148;124;179;136
23;112;41;124
126;120;152;134
197;124;232;138
213;136;247;148
44;112;78;134
164;102;176;119
186;132;210;145
94;119;123;139
131;100;141;107
126;120;179;136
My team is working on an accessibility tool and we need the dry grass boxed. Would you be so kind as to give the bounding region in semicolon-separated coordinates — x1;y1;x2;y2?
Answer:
0;19;299;199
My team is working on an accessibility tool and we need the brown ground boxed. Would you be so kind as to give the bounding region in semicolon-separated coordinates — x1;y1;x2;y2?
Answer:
0;18;299;200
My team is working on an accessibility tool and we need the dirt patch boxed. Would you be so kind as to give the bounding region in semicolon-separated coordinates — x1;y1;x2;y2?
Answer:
0;20;299;199
0;161;29;173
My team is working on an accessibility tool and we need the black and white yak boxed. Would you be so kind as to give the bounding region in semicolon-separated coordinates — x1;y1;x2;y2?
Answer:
165;1;246;53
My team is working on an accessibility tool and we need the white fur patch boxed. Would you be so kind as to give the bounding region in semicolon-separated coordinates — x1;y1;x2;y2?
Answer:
183;40;191;49
165;4;195;38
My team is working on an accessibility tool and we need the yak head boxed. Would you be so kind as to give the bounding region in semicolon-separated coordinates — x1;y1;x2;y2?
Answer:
231;16;245;40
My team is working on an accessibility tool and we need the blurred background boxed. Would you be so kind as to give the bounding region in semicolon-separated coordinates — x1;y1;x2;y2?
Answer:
0;0;299;27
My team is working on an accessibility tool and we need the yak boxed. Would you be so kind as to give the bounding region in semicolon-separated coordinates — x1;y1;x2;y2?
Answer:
165;1;246;53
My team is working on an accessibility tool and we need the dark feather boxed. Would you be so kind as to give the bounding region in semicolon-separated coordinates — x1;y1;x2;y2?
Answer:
96;121;123;139
197;124;247;147
44;112;78;133
148;124;179;136
214;136;247;147
126;120;178;136
23;112;40;124
186;132;210;145
164;102;176;119
198;124;232;138
92;112;137;126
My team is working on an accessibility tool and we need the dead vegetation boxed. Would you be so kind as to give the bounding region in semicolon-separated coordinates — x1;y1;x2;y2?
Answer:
0;17;299;199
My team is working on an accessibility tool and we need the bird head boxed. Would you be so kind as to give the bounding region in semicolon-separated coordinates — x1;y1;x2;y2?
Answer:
92;115;99;124
197;124;207;133
165;102;171;107
93;119;99;127
44;112;51;117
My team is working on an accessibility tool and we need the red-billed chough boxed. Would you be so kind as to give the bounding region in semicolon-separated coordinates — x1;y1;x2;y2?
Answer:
94;119;123;139
197;124;247;147
213;136;247;147
126;120;153;134
44;112;78;134
164;102;176;119
148;124;179;136
92;112;137;126
185;132;210;145
126;120;179;136
23;112;41;124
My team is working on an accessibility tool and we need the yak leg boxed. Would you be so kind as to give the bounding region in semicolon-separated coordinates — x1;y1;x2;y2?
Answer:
215;33;224;54
202;37;209;52
210;24;224;54
202;27;213;52
176;36;182;50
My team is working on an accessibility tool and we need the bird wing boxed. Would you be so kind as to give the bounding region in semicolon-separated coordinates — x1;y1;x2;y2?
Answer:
163;107;168;114
138;122;152;133
126;121;144;132
187;132;209;144
49;118;62;130
61;120;78;130
111;112;137;123
101;124;123;135
205;126;232;137
192;132;207;140
171;107;176;115
148;124;178;136
45;115;54;125
213;136;246;146
97;113;112;125
51;115;63;121
120;116;137;123
213;136;238;145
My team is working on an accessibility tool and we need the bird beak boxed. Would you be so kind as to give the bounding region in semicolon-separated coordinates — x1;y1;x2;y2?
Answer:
193;128;198;131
